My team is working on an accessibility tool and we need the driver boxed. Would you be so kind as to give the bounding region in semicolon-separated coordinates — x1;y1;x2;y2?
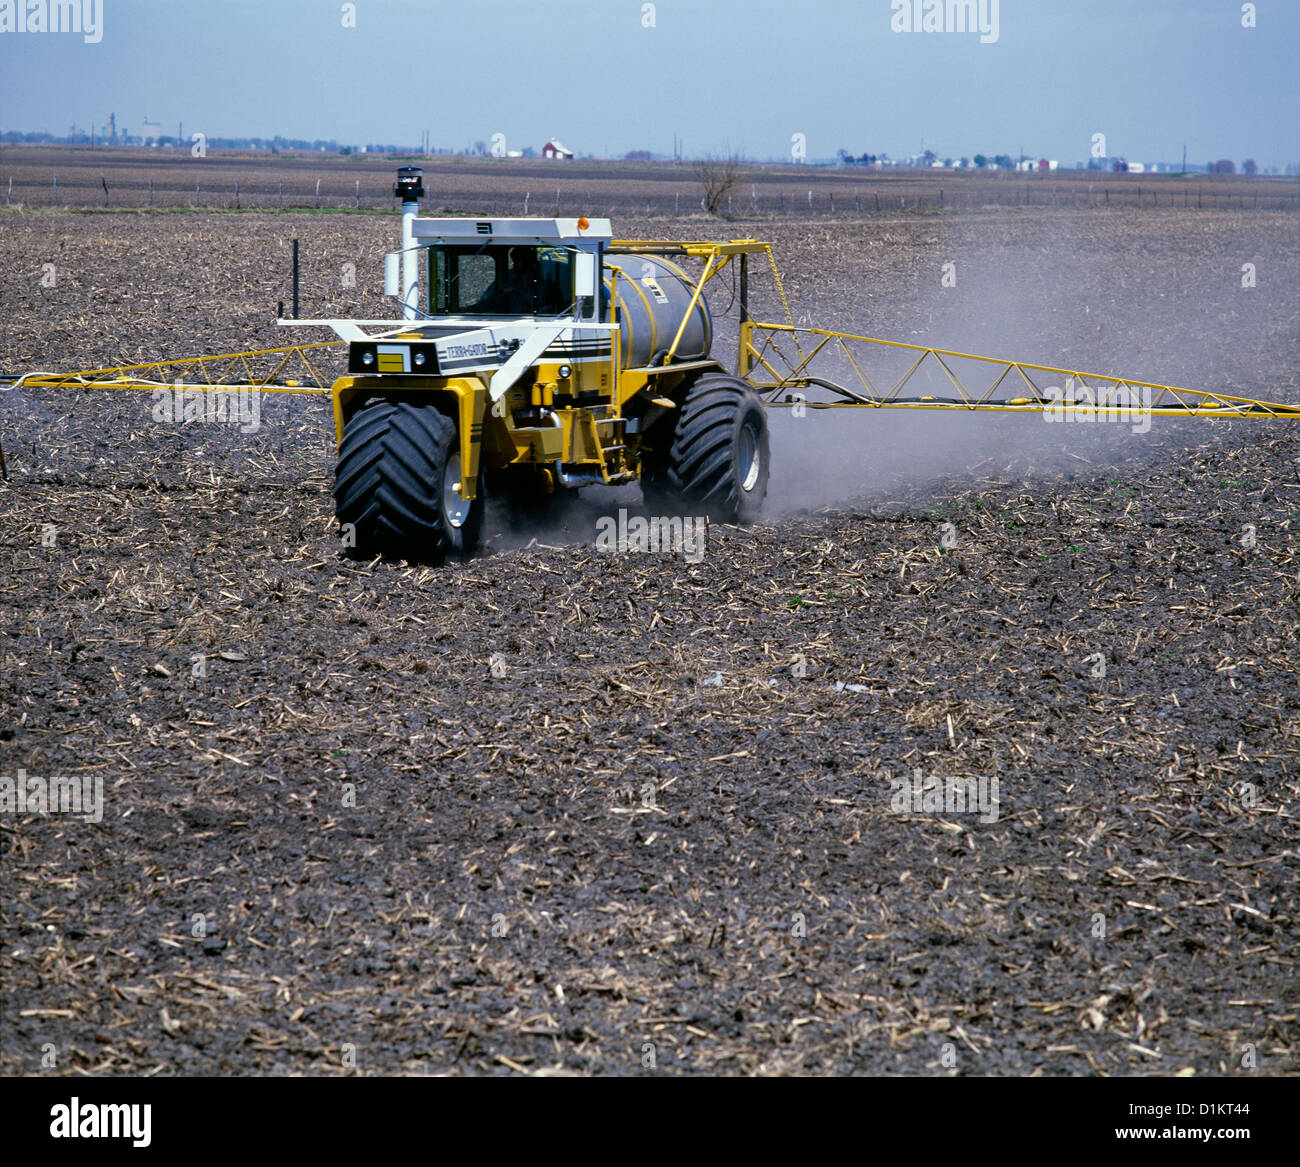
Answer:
478;247;560;313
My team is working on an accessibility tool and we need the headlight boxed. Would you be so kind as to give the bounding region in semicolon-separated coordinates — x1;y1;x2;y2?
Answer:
361;351;374;367
558;364;572;379
413;351;426;367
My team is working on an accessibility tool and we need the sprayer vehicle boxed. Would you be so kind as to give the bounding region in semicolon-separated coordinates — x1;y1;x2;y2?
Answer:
299;168;771;559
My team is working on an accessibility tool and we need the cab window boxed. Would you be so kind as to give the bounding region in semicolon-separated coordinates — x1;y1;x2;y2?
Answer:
428;245;572;316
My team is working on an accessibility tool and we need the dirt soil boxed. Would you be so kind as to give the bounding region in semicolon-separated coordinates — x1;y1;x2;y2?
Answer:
1;207;1297;1076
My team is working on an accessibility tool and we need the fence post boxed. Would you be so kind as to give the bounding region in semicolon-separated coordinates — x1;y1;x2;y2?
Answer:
149;176;153;206
6;176;11;206
195;177;200;206
675;191;680;215
52;172;57;203
235;179;240;209
101;175;109;206
278;179;283;209
292;238;299;319
355;179;360;209
524;191;530;214
874;192;879;212
315;178;321;209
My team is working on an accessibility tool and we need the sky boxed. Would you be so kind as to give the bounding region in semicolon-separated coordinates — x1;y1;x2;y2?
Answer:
0;0;1296;166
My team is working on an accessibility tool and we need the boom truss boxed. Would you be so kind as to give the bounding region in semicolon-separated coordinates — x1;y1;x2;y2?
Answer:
0;343;339;477
739;324;1300;418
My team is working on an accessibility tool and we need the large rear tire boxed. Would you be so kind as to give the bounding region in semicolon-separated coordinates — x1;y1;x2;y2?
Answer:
641;374;769;522
334;397;482;561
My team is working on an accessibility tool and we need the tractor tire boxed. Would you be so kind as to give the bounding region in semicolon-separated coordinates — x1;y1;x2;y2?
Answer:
641;373;769;523
334;397;482;561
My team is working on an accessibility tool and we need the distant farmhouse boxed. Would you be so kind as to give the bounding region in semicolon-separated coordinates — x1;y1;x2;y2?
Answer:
542;138;574;160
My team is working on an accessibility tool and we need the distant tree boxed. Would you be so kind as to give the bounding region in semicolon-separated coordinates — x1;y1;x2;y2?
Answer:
472;140;487;156
694;154;742;215
992;154;1013;169
624;149;653;160
959;157;970;168
1212;158;1236;174
1241;158;1257;175
1112;158;1129;172
521;146;536;158
973;154;987;168
921;149;937;165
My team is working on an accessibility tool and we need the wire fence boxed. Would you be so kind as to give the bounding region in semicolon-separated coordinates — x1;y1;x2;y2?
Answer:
5;172;1299;217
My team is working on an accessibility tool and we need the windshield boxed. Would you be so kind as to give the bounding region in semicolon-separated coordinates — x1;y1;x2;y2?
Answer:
429;244;572;316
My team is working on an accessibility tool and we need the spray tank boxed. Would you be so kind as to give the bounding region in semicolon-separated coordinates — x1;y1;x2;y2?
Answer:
603;253;712;368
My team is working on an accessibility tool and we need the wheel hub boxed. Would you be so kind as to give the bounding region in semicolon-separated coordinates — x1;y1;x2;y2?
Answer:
443;451;470;528
738;422;762;493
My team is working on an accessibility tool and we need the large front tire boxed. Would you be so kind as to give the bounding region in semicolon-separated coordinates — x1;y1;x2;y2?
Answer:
334;397;482;561
641;374;769;522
